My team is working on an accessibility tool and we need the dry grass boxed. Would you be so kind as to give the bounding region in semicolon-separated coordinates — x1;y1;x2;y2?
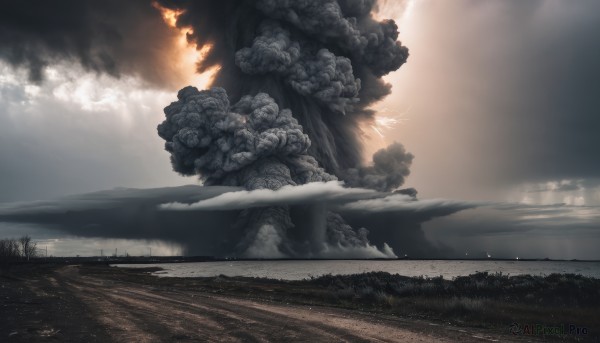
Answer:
75;265;600;336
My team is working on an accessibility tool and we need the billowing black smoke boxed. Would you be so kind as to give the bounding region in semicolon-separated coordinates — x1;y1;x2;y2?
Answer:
157;87;335;189
157;0;409;176
344;142;414;192
157;0;413;258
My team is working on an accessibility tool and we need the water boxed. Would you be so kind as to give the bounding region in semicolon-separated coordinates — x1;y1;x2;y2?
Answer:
116;260;600;280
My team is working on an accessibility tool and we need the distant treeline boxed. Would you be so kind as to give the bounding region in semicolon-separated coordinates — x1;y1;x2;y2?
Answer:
0;235;37;264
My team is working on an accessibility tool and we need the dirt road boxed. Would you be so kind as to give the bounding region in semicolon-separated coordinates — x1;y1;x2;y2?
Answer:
3;265;520;342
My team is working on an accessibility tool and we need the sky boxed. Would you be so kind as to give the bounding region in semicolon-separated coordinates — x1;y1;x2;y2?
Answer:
0;0;599;259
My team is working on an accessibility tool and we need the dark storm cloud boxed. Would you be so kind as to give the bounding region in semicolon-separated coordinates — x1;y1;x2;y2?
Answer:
343;142;414;192
394;187;418;198
0;0;182;88
430;1;600;184
155;0;412;258
2;183;598;258
498;1;600;183
0;185;468;258
0;185;243;256
161;184;478;258
159;183;480;257
424;204;600;260
336;195;478;214
336;195;478;258
339;199;600;259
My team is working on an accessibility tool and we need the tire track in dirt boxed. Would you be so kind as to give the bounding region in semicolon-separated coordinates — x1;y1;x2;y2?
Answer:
53;266;519;342
64;271;373;342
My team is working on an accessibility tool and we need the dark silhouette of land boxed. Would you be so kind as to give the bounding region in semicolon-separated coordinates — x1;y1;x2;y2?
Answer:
1;262;599;342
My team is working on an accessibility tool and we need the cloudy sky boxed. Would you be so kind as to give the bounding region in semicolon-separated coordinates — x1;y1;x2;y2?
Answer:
0;0;598;259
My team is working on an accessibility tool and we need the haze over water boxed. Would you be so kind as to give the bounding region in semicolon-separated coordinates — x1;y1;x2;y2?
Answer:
118;260;600;280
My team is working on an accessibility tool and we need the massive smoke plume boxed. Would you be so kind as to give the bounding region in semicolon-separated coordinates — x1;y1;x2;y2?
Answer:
157;0;413;258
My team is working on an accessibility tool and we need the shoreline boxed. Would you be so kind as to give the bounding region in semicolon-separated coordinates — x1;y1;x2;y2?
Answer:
113;259;600;280
23;256;600;264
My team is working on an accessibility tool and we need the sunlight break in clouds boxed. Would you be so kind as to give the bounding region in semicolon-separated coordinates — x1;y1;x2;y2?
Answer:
152;1;217;89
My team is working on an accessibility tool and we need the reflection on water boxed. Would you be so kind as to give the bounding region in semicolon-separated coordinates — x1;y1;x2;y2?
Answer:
116;260;600;280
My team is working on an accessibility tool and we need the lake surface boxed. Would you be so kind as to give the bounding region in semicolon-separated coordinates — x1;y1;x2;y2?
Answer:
116;260;600;280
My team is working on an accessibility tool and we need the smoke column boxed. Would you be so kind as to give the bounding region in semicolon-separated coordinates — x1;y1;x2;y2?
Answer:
157;0;412;258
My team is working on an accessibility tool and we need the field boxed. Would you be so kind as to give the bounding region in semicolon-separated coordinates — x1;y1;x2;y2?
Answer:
1;263;598;342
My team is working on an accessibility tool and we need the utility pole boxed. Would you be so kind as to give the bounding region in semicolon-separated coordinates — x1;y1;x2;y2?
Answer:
149;247;152;257
115;248;117;257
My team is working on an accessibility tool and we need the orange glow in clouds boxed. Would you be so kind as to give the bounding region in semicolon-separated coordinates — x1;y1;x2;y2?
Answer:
153;2;217;89
156;5;182;27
